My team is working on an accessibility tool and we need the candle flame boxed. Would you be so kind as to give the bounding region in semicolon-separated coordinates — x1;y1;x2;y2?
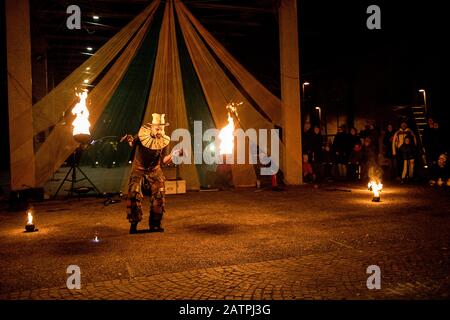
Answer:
72;90;91;136
27;211;33;225
368;180;383;198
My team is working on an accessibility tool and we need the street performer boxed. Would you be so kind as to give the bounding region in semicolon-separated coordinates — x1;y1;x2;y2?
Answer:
121;113;182;234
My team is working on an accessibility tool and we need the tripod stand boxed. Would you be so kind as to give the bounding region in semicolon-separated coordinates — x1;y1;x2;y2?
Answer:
53;147;100;199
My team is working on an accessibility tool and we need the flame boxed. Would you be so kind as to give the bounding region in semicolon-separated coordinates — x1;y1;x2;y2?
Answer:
219;113;235;155
218;102;242;155
27;211;33;225
72;90;91;136
368;180;383;198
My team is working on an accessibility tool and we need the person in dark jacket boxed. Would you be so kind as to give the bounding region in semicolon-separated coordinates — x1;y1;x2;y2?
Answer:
392;121;417;179
302;121;313;161
429;121;446;164
349;127;361;149
348;141;362;181
310;126;323;178
422;118;434;160
398;135;416;183
382;124;396;180
361;136;378;182
360;123;380;154
429;153;450;187
320;143;335;181
332;126;351;179
382;124;395;159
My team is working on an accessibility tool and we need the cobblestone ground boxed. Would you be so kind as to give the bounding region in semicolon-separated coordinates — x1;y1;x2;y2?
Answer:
0;184;449;300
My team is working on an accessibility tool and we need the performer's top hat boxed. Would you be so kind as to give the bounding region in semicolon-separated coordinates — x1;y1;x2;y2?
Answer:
150;113;169;126
138;113;170;150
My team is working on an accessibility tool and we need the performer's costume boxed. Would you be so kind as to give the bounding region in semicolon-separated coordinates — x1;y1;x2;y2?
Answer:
125;114;171;234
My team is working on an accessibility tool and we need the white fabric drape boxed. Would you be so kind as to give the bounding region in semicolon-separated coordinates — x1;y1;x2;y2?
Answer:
32;1;159;135
144;0;200;190
34;7;158;186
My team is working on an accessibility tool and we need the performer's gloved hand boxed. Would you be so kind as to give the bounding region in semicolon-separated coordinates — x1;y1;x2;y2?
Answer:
120;134;135;147
171;148;184;164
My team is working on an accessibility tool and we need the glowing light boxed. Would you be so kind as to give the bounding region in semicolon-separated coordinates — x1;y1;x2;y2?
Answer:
93;16;99;20
87;47;93;51
368;180;383;201
218;102;242;155
219;114;235;155
92;230;100;243
27;210;33;225
72;90;91;136
83;79;89;84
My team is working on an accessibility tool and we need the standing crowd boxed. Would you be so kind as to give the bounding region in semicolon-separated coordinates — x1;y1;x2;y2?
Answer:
301;118;449;187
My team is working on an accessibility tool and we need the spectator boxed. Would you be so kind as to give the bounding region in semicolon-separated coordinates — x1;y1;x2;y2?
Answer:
320;143;335;182
332;126;351;180
360;123;380;153
348;141;362;181
383;124;395;158
431;121;446;163
423;117;438;165
349;127;361;148
399;135;417;183
422;117;434;152
312;126;323;163
382;124;396;180
302;154;316;183
429;154;450;187
392;121;417;179
361;136;379;181
302;121;313;161
359;124;372;140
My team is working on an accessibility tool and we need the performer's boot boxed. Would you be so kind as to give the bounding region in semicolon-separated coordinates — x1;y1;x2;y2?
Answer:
129;222;138;234
149;212;164;232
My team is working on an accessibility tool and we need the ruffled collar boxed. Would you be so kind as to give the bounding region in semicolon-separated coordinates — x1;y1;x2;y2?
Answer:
138;125;170;150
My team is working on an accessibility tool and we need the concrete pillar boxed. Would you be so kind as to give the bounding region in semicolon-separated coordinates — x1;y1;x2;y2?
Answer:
279;0;302;184
6;0;36;189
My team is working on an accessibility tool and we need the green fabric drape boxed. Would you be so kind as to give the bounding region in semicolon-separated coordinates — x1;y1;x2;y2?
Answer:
80;4;165;191
175;14;216;188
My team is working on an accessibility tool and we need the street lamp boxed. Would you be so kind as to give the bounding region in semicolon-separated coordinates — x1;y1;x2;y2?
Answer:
315;106;322;124
419;89;427;113
302;82;310;99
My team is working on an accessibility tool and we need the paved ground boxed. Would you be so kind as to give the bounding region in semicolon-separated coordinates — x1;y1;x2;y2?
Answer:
0;183;449;300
